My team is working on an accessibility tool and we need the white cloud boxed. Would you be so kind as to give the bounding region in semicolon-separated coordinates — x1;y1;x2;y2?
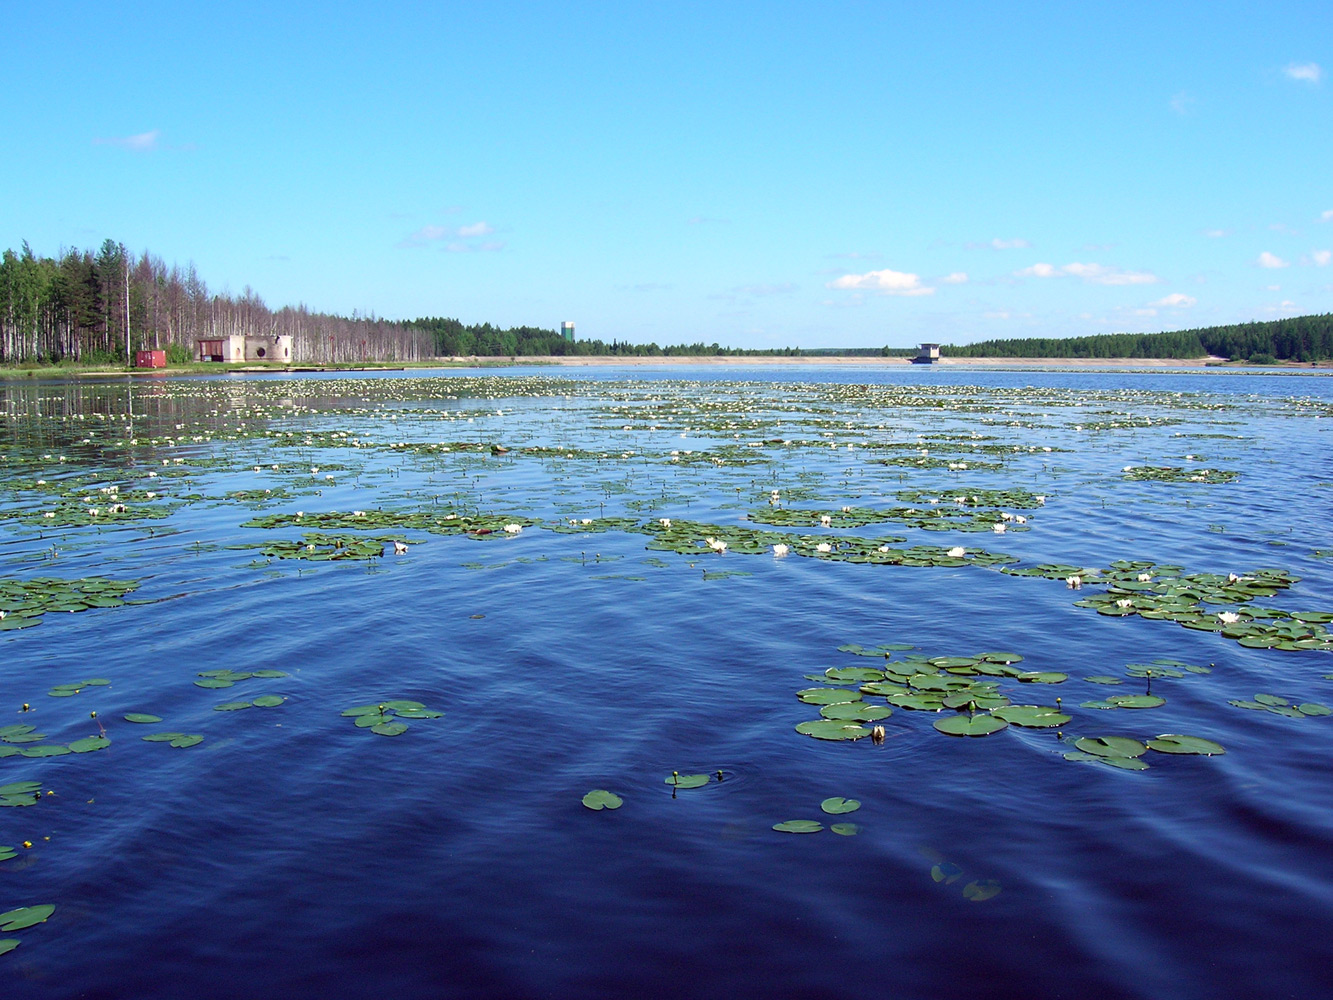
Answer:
1170;91;1194;114
1133;308;1157;317
1284;62;1323;84
456;221;494;238
984;310;1011;319
939;272;968;284
1321;210;1333;222
93;129;160;150
397;225;451;248
1266;284;1282;291
966;238;1031;250
827;268;934;295
1015;262;1157;285
1151;293;1197;308
1257;251;1290;268
1203;229;1229;238
1017;262;1059;278
1313;250;1331;266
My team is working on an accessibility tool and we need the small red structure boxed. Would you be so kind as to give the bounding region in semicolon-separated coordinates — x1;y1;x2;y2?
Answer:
135;350;167;368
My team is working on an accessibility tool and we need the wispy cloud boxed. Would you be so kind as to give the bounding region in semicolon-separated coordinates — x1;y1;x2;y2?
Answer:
1312;250;1331;267
445;241;505;253
1170;91;1195;115
965;237;1031;250
92;129;160;151
938;272;968;284
1203;228;1229;238
1015;262;1158;285
1321;210;1333;222
399;221;498;249
1284;62;1323;84
1257;251;1290;269
1151;292;1197;308
827;268;934;295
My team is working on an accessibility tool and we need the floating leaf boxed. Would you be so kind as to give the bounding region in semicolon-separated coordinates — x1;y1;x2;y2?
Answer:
1107;694;1166;709
992;705;1069;728
169;735;203;748
250;670;289;678
820;797;861;815
0;904;55;932
819;702;892;722
794;720;871;740
830;823;859;836
1297;703;1331;717
371;722;408;736
1075;736;1147;758
772;820;822;834
252;695;285;708
933;714;1007;737
213;702;253;712
193;678;233;689
123;713;162;724
1146;734;1226;755
19;746;70;758
0;939;18;955
796;688;863;705
665;773;710;789
582;789;622;810
68;736;110;753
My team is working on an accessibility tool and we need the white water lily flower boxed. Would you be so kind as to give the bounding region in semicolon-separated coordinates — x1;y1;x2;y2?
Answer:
992;523;1006;533
580;518;592;525
659;518;671;527
819;514;832;527
1035;495;1046;504
878;545;891;553
1227;572;1242;583
772;543;789;557
1066;576;1082;589
1014;515;1028;524
816;542;832;553
1115;598;1134;608
148;471;157;477
43;511;55;518
947;547;966;558
503;524;523;534
36;480;45;485
295;511;304;518
1137;573;1152;582
393;541;408;555
708;538;728;553
1000;512;1014;521
353;511;365;517
1217;611;1241;624
146;492;156;499
87;508;99;516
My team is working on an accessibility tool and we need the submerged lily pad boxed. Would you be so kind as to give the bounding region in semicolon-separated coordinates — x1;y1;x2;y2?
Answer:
582;789;623;810
963;879;1002;902
931;862;964;884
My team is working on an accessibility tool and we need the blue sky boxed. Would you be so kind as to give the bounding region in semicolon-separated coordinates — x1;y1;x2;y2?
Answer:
4;2;1331;349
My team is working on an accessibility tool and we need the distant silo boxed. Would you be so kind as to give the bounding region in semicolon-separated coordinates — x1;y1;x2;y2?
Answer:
561;321;575;342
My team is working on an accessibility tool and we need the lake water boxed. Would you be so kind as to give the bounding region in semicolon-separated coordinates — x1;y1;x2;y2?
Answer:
2;365;1332;999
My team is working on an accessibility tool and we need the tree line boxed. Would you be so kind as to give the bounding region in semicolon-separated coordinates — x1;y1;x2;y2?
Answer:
6;238;1331;364
0;239;433;364
941;314;1333;362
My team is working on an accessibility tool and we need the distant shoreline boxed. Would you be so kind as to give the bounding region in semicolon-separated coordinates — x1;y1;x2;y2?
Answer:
490;354;1332;371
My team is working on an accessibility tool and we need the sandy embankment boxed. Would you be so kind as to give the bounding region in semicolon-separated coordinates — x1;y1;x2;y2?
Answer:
451;354;1234;368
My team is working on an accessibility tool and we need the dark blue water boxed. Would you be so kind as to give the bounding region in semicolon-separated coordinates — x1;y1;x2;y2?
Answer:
2;366;1332;999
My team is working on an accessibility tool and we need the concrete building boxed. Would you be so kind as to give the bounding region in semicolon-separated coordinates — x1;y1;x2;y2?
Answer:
196;334;294;363
912;343;941;364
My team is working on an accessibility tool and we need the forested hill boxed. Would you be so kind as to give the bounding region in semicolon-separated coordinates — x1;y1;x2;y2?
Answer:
942;314;1333;362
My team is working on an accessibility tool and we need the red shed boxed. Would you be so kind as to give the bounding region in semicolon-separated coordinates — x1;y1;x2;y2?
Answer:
135;350;167;368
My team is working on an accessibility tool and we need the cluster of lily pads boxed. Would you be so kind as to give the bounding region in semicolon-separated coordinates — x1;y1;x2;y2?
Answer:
340;699;444;737
773;796;861;836
0;903;55;956
929;861;1002;902
0;576;140;631
194;668;288;689
747;505;1031;533
0;779;43;807
46;677;110;698
243;510;536;538
1122;465;1238;484
0;724;110;758
1229;694;1331;718
230;532;413;562
1064;734;1225;771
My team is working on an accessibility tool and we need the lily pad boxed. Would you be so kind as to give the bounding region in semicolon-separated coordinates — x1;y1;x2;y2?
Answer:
371;722;409;736
123;713;162;724
252;695;285;708
820;797;861;815
1146;734;1226;755
169;735;204;748
794;720;871;740
772;820;822;833
932;862;964;884
0;904;55;932
797;688;863;705
1075;736;1147;758
933;714;1008;736
1107;694;1166;709
992;705;1070;728
68;736;110;753
213;702;253;712
819;702;892;722
963;879;1002;901
582;789;623;810
0;939;18;955
665;773;710;789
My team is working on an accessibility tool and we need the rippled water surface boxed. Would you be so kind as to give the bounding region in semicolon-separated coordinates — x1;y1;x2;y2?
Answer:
2;365;1332;999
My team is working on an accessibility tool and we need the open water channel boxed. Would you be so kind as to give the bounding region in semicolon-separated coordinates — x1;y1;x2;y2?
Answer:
1;365;1332;999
